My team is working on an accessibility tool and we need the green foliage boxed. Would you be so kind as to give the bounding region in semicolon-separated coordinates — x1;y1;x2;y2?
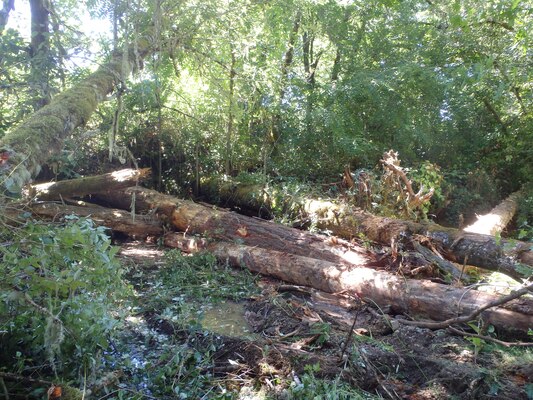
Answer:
285;364;376;400
0;217;127;377
152;249;259;305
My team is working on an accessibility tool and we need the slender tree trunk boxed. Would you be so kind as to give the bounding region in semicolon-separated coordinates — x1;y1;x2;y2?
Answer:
0;0;15;33
225;50;236;175
0;43;151;195
268;11;301;156
29;0;51;110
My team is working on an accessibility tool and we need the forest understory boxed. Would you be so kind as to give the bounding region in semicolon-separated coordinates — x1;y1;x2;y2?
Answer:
1;0;533;398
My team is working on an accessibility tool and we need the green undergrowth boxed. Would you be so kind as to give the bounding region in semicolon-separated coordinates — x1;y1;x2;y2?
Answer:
0;216;128;394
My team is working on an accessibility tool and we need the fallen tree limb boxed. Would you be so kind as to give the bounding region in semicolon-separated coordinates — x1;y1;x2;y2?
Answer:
164;233;533;335
447;327;533;347
197;179;533;281
4;202;162;237
394;282;533;330
30;168;150;201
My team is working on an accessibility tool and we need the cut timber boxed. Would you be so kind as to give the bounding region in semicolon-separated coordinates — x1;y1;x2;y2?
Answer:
164;233;533;335
0;43;151;195
94;187;377;267
198;179;533;281
4;203;162;237
30;168;151;201
464;190;522;235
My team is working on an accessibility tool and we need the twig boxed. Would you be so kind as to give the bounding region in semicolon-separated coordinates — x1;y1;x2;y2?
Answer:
447;326;533;347
0;371;53;386
396;282;533;329
0;377;9;400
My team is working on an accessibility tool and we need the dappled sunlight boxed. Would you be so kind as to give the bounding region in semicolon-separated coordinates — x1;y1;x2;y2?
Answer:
464;213;503;235
338;250;370;265
119;245;164;260
111;169;138;182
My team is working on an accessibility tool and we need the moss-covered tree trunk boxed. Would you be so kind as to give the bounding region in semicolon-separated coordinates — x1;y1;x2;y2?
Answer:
0;45;150;195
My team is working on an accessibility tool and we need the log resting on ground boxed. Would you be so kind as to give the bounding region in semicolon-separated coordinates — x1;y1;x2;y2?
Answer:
94;187;378;267
199;180;533;281
164;233;533;335
464;190;522;235
30;168;151;201
4;202;163;237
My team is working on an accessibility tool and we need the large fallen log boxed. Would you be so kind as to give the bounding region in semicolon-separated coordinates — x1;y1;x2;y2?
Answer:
30;168;151;201
200;179;532;280
464;190;522;235
4;202;163;237
93;187;377;267
164;233;533;335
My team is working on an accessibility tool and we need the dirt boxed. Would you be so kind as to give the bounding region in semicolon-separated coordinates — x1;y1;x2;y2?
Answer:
117;241;533;400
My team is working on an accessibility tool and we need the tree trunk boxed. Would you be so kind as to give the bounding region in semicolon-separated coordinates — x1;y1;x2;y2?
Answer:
0;0;15;33
5;203;162;237
198;179;533;280
164;233;533;335
0;43;151;195
29;0;51;110
30;168;151;201
94;187;377;267
464;190;522;235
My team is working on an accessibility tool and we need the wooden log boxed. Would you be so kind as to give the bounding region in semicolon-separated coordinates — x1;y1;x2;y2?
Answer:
30;168;151;201
164;233;533;335
5;202;163;237
94;187;377;267
197;179;533;281
464;190;522;235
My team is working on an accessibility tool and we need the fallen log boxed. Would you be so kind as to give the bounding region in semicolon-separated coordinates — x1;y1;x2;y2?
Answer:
94;187;378;267
30;168;151;201
4;202;163;237
164;233;533;335
198;179;533;281
464;190;522;235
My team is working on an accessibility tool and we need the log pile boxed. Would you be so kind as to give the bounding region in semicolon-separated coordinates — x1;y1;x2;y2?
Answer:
6;169;532;336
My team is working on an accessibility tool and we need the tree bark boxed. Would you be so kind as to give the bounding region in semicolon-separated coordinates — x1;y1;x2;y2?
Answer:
164;233;533;335
464;190;522;235
29;0;51;110
94;187;377;267
4;202;162;237
0;43;151;195
199;179;533;280
30;168;150;201
0;0;15;33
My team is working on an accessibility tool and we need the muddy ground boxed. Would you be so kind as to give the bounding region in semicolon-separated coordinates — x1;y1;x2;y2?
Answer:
115;241;533;400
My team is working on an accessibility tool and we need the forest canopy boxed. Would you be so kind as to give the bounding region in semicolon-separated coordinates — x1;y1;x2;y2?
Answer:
1;0;531;214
